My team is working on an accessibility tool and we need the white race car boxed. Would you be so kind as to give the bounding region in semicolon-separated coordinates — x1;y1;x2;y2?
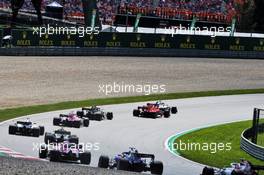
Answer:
202;160;260;175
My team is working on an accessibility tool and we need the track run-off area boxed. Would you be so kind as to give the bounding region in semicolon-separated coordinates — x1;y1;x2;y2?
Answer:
0;94;263;175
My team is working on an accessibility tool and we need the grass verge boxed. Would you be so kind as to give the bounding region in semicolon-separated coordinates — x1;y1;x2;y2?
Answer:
1;88;264;122
174;120;264;170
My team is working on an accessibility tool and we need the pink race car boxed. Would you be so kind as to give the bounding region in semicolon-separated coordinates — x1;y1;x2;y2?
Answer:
53;112;89;128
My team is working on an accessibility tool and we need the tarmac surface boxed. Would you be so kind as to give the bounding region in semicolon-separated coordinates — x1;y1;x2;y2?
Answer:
0;94;263;175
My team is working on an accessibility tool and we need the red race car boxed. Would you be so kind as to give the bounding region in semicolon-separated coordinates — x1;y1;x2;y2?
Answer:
133;101;177;119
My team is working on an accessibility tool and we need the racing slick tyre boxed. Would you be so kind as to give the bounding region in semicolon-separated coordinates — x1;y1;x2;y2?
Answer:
133;109;140;117
77;111;84;117
117;158;130;171
171;107;178;114
32;128;40;137
164;111;170;118
53;117;61;126
98;155;110;168
8;125;16;135
69;135;79;144
133;162;145;172
80;151;91;165
106;112;113;120
83;119;89;127
44;133;55;144
150;161;163;175
39;126;45;135
39;145;48;159
49;150;61;162
202;167;214;175
74;121;81;128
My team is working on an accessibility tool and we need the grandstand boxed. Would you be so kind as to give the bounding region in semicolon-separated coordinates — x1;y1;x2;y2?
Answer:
0;0;240;26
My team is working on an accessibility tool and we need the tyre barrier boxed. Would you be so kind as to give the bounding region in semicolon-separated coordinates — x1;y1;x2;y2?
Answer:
240;125;264;161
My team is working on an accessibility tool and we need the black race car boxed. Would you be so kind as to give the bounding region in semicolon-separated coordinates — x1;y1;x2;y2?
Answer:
39;141;91;165
44;128;79;144
77;106;113;121
98;147;163;175
9;119;45;137
53;112;89;128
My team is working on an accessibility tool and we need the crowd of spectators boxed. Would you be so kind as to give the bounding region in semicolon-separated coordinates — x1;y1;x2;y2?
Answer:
118;0;239;23
0;0;241;24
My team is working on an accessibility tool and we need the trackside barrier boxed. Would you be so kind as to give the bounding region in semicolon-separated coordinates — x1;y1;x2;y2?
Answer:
0;29;264;57
1;47;264;58
240;125;264;160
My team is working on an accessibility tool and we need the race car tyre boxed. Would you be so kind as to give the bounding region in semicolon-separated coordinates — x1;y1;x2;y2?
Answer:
69;135;79;144
133;162;145;172
98;155;109;168
202;167;214;175
8;125;16;135
39;126;45;135
77;111;84;117
44;133;55;144
133;109;140;117
150;161;163;175
83;119;89;127
117;158;130;171
80;151;91;165
106;112;113;120
74;121;81;128
171;107;178;114
53;118;61;126
39;145;48;159
49;150;61;162
32;128;40;137
164;111;170;118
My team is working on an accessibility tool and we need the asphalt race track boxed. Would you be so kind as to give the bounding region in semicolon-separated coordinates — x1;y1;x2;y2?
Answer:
0;94;263;175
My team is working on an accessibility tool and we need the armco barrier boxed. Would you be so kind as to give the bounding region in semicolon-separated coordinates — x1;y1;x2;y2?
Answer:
1;29;264;57
240;125;264;160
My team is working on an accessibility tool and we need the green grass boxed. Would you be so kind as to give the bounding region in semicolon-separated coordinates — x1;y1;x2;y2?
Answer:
1;88;264;122
258;133;264;147
174;120;264;170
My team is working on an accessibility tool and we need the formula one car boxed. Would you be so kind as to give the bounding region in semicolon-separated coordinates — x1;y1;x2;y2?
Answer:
8;119;45;137
133;101;177;118
77;106;113;121
201;159;264;175
53;112;89;128
39;141;91;165
98;147;163;175
44;128;79;144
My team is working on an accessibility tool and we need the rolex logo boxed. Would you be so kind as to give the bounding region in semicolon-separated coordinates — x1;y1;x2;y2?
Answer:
235;38;240;45
67;35;71;39
161;35;166;42
113;34;116;41
136;35;141;41
45;34;49;39
187;36;191;43
90;34;94;40
22;31;27;39
211;38;215;44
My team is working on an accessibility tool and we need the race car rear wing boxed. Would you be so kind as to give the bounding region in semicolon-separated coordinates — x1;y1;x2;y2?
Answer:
122;152;155;160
